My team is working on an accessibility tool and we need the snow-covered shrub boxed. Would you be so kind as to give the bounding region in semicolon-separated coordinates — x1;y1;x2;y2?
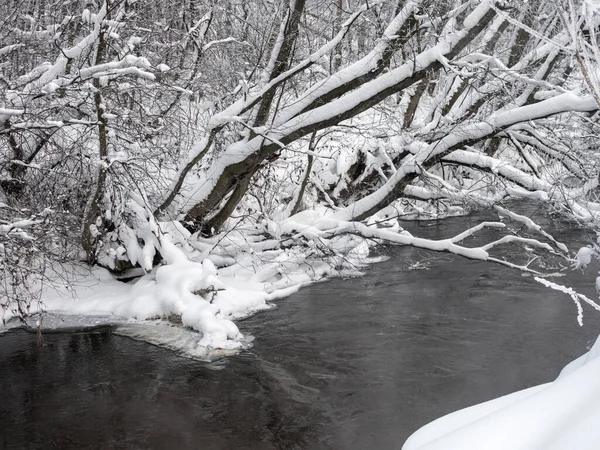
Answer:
0;206;66;323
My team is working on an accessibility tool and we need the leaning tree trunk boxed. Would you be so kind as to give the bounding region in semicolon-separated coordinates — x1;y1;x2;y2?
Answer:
183;2;496;233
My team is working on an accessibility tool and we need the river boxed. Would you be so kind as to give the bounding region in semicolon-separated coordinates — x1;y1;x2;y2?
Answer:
1;208;600;449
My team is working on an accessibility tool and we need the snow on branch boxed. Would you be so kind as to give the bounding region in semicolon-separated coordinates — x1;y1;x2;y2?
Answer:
159;0;389;214
202;37;248;52
494;205;568;253
449;221;506;243
445;32;571;121
271;0;421;125
334;91;598;222
403;184;500;207
17;3;108;101
79;55;152;79
0;219;43;236
0;44;24;56
455;52;567;93
534;277;600;326
275;212;567;275
481;235;553;252
489;2;571;53
273;1;497;137
176;1;498;221
0;108;25;121
506;127;587;177
209;0;388;127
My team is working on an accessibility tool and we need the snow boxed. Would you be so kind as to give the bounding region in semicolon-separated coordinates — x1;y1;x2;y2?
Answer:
403;335;600;450
2;215;380;358
576;246;595;269
495;205;569;253
3;2;600;432
79;56;153;79
0;107;24;118
274;0;418;125
333;89;598;222
5;256;255;355
0;44;24;56
113;323;249;361
534;278;600;327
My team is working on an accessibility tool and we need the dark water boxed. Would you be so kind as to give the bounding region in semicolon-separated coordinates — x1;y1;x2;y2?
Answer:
2;209;600;449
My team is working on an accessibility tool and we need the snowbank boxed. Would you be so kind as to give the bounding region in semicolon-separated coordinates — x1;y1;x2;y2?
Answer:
2;213;377;359
403;336;600;450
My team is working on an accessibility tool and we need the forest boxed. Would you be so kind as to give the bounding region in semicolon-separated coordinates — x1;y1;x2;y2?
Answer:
3;0;600;325
3;0;600;448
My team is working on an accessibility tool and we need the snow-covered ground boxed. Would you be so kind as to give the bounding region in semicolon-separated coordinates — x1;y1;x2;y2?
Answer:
403;335;600;450
2;212;382;360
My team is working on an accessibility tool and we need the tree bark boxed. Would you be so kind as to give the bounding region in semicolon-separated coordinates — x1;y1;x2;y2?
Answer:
184;5;497;232
336;94;599;222
81;21;108;262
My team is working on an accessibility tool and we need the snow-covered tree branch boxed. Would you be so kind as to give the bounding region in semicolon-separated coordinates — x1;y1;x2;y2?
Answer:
3;0;600;348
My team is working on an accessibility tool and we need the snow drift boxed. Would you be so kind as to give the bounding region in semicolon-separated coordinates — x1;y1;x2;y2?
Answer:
2;211;377;359
403;336;600;450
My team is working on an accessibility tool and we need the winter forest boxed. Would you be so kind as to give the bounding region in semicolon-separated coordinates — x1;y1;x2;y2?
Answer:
3;0;600;448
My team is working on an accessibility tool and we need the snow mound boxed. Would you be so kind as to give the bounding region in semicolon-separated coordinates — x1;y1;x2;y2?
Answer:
575;246;595;269
3;215;378;355
403;336;600;450
32;244;273;351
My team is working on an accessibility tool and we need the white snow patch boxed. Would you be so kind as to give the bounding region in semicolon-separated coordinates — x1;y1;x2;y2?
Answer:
2;216;379;357
576;246;595;269
403;336;600;450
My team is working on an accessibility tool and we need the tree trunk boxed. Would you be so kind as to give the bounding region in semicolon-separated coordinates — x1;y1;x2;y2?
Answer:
183;5;497;232
81;21;108;263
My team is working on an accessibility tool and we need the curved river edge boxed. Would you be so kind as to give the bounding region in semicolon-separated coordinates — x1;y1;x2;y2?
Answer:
2;205;600;449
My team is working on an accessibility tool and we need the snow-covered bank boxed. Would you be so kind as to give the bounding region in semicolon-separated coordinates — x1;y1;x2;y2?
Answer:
2;199;592;359
403;336;600;450
2;214;381;359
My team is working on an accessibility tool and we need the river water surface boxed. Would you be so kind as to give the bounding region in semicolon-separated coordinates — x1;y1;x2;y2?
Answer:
2;209;600;449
